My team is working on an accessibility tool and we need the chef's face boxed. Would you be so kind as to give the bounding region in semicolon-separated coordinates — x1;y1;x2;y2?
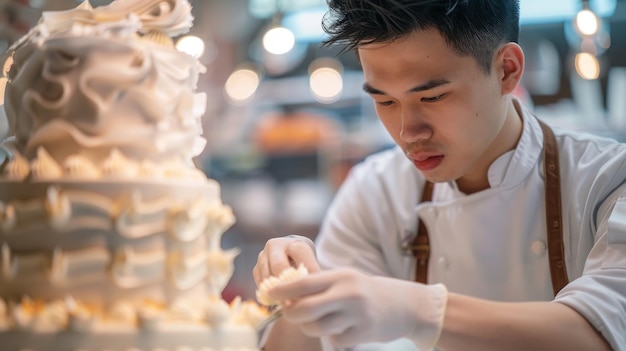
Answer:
358;29;523;192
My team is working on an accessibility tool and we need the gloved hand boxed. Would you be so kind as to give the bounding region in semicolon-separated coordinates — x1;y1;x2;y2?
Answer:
267;267;448;350
253;235;321;286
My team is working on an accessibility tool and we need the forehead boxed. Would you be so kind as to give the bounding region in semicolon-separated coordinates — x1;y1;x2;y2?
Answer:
357;29;479;86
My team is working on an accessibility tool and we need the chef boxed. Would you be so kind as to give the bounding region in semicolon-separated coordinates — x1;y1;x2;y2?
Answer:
253;1;626;350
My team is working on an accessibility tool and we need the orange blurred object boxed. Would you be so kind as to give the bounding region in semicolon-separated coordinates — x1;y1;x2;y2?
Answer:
253;109;342;155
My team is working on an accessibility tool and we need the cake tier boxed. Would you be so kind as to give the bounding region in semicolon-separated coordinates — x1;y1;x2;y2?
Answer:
0;179;238;303
4;0;206;167
0;327;259;351
0;179;263;351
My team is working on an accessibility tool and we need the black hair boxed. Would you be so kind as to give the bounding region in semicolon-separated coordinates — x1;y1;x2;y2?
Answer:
322;0;520;73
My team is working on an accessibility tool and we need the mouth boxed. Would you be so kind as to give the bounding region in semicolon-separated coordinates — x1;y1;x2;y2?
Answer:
408;153;444;171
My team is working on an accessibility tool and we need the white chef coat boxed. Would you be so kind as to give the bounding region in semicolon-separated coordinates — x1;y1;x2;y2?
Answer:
315;100;626;350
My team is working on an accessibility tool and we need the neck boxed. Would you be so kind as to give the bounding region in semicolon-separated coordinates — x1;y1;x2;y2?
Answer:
456;99;523;194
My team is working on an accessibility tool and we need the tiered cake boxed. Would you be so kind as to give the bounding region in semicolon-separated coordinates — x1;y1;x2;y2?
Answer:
0;1;264;350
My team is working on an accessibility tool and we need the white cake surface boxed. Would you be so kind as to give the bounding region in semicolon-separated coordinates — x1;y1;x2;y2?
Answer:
0;1;264;350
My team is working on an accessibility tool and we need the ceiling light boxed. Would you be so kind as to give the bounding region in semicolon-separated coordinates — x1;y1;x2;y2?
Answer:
575;52;600;80
224;68;261;104
262;27;295;55
575;8;600;36
309;58;343;103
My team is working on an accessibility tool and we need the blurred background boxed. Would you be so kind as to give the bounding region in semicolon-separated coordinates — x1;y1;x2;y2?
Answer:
1;0;625;301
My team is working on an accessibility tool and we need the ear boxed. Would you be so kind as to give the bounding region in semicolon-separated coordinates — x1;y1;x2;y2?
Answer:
494;42;525;95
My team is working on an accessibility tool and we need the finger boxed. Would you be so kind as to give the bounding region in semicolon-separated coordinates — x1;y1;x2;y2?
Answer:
283;287;353;326
252;249;265;284
299;312;351;338
285;240;320;273
254;250;271;284
269;270;337;302
252;260;262;286
267;248;292;277
272;270;355;325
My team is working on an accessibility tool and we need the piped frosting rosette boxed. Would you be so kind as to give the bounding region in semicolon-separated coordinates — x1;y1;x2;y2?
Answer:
256;264;309;307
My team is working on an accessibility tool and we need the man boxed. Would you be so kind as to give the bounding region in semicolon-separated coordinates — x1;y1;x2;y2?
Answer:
253;1;626;350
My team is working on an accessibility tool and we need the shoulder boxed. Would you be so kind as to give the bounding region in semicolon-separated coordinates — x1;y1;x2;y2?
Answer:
553;127;626;159
551;126;626;223
550;126;626;179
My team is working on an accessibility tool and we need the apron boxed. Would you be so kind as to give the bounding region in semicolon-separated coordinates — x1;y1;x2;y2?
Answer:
408;119;568;296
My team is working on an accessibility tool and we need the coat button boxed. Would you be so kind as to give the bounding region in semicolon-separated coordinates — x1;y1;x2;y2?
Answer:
438;256;450;269
531;240;547;256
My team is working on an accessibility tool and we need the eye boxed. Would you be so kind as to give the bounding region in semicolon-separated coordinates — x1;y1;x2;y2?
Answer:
421;94;445;103
376;100;395;107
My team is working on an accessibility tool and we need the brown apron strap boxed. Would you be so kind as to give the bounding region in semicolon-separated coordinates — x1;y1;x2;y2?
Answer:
411;119;568;296
537;119;568;295
412;181;434;283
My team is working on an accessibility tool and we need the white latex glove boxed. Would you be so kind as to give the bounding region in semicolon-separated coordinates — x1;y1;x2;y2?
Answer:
253;235;320;286
267;267;448;350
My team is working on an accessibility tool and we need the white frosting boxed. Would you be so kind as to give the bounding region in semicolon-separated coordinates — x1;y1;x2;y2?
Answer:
66;296;98;332
138;159;163;178
2;150;29;180
4;0;206;168
230;297;269;328
111;246;165;288
0;203;15;232
0;0;261;349
169;298;204;323
0;295;267;335
30;147;63;180
256;264;309;306
109;301;137;323
0;298;7;331
0;146;207;182
0;182;261;346
102;149;139;177
206;204;236;250
205;248;240;296
45;187;72;228
205;295;231;327
63;154;101;179
168;199;212;243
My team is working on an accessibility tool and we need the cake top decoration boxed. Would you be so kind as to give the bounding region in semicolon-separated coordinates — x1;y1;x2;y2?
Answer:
1;0;207;168
7;0;193;56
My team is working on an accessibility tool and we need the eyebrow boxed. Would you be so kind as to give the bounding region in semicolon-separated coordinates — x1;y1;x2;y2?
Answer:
362;78;451;95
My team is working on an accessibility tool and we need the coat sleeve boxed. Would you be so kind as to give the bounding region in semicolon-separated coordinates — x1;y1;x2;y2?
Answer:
554;186;626;350
315;146;424;277
315;158;393;276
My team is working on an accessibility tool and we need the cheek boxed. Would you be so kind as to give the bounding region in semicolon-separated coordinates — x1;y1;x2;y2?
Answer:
438;107;487;154
376;108;401;134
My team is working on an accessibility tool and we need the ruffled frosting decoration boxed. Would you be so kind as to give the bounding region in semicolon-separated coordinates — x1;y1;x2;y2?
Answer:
205;203;236;250
4;0;203;168
205;248;240;296
39;0;193;39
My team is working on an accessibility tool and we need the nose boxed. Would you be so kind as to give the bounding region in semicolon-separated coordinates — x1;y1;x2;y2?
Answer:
399;108;433;143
